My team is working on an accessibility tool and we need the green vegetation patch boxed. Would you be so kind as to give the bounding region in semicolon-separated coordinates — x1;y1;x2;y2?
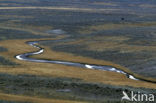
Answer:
0;56;18;66
0;46;8;52
0;100;30;103
0;73;155;103
0;28;44;40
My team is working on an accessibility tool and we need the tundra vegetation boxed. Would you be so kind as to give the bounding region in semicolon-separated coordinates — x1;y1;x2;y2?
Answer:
0;0;156;103
0;73;155;103
0;46;17;66
0;101;30;103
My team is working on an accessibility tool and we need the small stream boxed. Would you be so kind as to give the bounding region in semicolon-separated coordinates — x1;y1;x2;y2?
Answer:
16;41;147;82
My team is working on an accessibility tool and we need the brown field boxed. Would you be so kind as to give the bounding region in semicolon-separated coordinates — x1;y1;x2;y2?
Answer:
0;93;86;103
0;38;156;89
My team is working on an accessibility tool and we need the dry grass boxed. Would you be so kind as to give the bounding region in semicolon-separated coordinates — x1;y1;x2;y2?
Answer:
83;36;156;53
57;35;156;53
79;22;156;34
0;15;33;19
0;7;120;13
0;38;156;89
0;93;86;103
0;22;53;36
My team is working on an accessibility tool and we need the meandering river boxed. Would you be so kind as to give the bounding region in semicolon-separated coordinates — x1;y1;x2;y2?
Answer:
16;41;154;82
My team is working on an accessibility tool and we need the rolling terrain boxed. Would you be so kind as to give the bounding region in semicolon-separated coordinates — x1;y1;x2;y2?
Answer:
0;0;156;103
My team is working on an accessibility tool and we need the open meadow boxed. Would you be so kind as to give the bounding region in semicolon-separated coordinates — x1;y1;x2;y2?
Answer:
0;0;156;103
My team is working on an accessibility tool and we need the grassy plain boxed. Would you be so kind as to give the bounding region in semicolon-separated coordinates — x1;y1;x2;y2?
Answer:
0;39;155;88
0;0;156;102
0;38;156;102
0;93;85;103
78;22;156;34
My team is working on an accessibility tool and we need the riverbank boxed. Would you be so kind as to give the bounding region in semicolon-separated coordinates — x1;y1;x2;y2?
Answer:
0;38;156;88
